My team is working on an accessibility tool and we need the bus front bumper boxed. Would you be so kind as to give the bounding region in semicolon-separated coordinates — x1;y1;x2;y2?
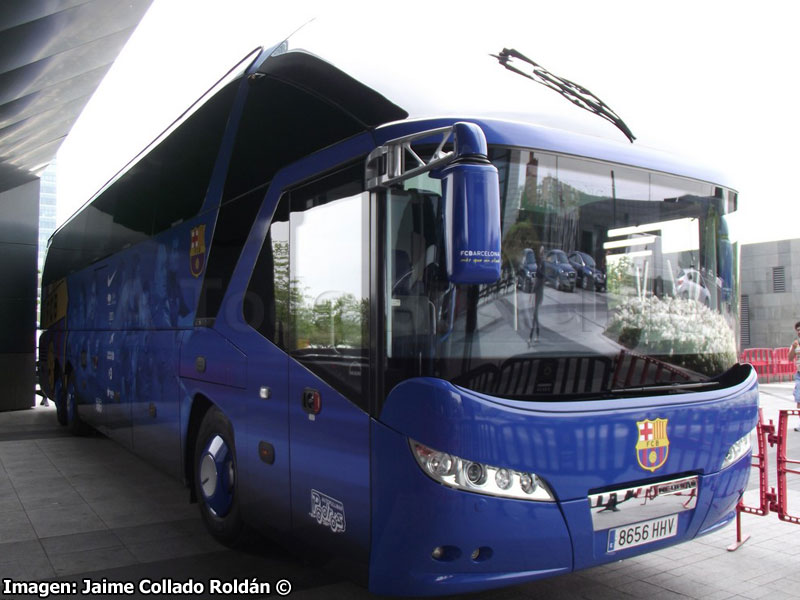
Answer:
368;420;751;597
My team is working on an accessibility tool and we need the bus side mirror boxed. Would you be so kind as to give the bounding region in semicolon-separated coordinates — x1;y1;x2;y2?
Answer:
432;122;501;285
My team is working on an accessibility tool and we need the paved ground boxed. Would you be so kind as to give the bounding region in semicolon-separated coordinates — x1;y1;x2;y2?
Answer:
0;383;798;600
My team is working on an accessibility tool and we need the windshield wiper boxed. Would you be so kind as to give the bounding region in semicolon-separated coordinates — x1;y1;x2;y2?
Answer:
492;48;636;143
611;381;719;394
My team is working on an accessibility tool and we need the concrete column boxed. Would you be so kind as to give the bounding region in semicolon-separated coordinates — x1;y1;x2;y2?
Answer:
0;179;39;411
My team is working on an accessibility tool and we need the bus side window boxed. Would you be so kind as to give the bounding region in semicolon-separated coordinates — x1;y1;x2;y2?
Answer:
42;78;239;289
221;77;363;204
245;195;289;348
196;188;264;325
246;163;368;410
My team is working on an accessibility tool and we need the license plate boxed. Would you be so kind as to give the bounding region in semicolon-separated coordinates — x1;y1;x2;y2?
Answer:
607;513;678;552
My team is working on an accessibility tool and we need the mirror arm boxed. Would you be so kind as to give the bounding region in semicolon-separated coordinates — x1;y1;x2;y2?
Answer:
365;122;489;190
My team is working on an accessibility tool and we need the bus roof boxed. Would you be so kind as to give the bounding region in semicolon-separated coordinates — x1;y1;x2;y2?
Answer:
268;13;733;190
372;117;733;190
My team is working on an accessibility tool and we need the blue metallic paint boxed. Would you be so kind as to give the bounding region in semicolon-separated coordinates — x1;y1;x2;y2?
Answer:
436;159;501;284
132;330;183;478
207;133;377;580
179;328;247;389
58;207;216;469
561;452;750;571
695;452;752;535
374;118;733;190
379;371;758;500
370;419;573;596
41;103;755;596
370;373;756;593
288;361;371;581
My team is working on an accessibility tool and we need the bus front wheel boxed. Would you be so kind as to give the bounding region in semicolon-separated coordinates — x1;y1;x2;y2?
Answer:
194;407;242;545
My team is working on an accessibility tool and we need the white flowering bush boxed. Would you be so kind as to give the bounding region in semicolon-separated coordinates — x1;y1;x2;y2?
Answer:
605;295;737;376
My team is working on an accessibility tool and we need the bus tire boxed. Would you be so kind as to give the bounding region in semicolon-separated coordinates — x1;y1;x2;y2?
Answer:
54;375;67;426
194;407;242;545
65;376;91;436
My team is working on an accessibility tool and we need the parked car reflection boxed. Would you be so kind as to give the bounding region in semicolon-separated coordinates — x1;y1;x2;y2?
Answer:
544;250;576;292
568;251;606;291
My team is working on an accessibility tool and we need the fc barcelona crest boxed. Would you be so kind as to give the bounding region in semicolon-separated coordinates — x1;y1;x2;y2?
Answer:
190;225;206;278
636;418;669;472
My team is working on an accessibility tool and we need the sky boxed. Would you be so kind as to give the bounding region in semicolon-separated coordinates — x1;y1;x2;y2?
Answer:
56;0;800;246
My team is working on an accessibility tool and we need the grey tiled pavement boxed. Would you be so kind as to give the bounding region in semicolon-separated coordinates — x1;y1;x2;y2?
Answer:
0;383;798;599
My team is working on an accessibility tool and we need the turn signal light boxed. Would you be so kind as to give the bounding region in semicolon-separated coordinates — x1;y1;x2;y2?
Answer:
721;430;753;469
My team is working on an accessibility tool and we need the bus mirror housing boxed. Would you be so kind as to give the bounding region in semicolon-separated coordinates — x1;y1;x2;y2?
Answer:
366;121;502;285
431;123;501;284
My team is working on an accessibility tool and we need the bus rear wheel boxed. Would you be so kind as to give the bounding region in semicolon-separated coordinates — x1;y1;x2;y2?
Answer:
54;376;67;426
65;376;90;435
194;407;242;545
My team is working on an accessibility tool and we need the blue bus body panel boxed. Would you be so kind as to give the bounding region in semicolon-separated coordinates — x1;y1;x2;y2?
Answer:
203;131;377;579
370;419;573;596
46;106;752;597
373;118;733;189
695;455;752;534
128;330;182;477
369;370;757;594
560;453;750;571
288;362;371;580
62;210;215;473
378;373;758;500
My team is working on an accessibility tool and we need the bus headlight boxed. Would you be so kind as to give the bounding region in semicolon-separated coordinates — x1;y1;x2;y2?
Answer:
721;431;753;469
410;440;555;502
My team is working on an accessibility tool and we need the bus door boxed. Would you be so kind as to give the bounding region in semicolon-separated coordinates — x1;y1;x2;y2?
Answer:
283;166;371;575
236;329;291;536
219;156;372;573
210;191;293;536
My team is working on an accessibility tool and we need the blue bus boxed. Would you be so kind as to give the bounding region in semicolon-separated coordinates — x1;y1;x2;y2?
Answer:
39;24;757;597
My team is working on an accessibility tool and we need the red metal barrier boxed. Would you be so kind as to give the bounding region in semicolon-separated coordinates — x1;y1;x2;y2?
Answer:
739;348;775;383
728;408;799;551
772;347;795;382
776;409;800;525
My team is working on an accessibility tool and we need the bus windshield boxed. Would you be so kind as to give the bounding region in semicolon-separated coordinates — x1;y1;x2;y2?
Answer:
382;146;739;401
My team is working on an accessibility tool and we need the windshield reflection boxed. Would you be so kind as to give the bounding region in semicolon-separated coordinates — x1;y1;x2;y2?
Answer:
382;147;739;401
